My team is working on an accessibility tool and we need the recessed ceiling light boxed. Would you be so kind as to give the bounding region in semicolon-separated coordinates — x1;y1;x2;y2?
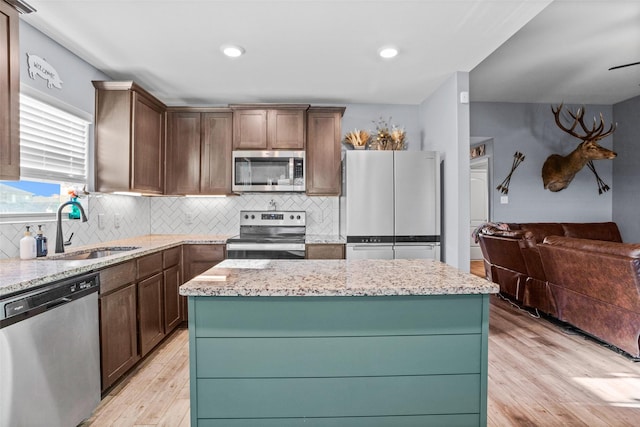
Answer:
221;45;245;58
378;46;398;59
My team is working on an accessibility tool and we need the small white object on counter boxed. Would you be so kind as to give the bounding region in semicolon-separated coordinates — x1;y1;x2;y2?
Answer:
19;226;37;260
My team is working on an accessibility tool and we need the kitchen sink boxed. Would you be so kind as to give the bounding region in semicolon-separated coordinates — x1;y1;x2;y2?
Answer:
45;246;141;260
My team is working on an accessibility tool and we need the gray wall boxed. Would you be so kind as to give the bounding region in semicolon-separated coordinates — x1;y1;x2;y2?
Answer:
420;72;470;270
341;104;420;151
19;21;111;115
470;102;614;223
19;20;111;193
612;95;640;242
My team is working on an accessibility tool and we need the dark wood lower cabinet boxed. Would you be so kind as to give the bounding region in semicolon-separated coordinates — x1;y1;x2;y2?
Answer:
98;245;212;391
181;244;226;321
138;272;165;357
163;264;182;333
99;282;139;392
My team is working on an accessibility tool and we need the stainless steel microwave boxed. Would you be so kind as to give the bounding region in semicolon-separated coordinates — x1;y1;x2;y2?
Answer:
232;150;305;192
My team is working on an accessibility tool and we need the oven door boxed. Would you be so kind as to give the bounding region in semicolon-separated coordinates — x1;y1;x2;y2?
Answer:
226;242;306;259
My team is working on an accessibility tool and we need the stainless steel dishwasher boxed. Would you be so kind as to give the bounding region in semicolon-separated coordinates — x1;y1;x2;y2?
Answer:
0;272;101;427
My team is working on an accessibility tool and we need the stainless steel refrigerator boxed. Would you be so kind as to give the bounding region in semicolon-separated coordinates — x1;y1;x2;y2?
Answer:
342;150;441;260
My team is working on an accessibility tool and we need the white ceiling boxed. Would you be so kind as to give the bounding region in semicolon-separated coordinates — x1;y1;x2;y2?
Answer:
20;0;640;106
471;0;640;105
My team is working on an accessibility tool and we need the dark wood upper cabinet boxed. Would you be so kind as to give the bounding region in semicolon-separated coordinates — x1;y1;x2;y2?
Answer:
0;2;20;181
165;108;233;195
231;105;309;150
232;109;267;149
201;112;233;194
306;107;345;196
93;81;166;194
165;111;202;195
268;109;306;149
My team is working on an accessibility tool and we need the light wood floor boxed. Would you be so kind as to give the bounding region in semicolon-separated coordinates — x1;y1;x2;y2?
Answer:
84;262;640;426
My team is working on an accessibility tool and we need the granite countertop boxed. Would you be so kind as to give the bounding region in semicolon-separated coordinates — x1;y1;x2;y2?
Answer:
180;258;498;297
0;234;231;297
305;234;345;244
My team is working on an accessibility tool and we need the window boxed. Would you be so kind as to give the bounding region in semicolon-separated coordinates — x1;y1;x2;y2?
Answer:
0;93;91;217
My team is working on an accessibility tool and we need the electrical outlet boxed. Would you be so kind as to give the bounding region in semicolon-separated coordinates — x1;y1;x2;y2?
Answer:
185;212;193;225
98;213;105;229
114;213;121;228
500;196;509;204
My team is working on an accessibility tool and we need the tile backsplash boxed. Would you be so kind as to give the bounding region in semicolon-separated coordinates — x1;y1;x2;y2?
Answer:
0;193;339;259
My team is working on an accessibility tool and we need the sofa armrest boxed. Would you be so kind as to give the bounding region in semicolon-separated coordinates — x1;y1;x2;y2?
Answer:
543;236;640;257
561;222;623;242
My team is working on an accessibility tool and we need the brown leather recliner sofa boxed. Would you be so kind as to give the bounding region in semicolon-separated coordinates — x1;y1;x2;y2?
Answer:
538;236;640;358
478;222;640;357
510;222;622;316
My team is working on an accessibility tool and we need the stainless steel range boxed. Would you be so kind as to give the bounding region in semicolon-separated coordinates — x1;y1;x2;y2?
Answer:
226;210;306;259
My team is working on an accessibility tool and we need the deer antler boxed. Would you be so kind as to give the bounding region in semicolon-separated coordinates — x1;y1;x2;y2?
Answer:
551;103;616;142
544;104;617;193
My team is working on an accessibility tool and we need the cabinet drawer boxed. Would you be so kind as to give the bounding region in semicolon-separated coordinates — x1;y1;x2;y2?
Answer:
137;252;163;279
183;244;225;282
163;246;181;269
99;260;136;295
306;244;345;259
185;244;224;261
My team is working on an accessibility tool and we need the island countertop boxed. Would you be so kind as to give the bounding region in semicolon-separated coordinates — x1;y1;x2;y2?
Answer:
179;258;498;297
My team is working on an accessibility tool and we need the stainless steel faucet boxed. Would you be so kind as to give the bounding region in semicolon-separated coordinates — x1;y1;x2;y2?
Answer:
55;200;88;253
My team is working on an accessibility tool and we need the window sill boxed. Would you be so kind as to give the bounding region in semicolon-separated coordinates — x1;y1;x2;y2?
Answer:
0;213;58;225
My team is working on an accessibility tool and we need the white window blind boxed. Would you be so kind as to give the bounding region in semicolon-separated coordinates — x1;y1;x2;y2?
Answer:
19;94;90;184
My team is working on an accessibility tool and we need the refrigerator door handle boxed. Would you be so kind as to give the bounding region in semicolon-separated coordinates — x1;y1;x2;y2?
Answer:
350;245;392;250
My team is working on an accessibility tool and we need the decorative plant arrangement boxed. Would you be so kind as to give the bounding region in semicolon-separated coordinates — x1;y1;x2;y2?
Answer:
344;129;370;149
371;117;406;150
343;117;407;150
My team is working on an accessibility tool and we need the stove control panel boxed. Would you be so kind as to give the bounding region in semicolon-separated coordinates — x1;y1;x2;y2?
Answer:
239;211;306;226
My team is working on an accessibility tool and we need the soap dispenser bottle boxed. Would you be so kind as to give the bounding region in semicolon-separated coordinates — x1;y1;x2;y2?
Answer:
35;224;48;257
20;226;37;260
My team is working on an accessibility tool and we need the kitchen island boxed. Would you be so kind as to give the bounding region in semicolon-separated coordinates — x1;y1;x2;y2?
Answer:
180;259;498;427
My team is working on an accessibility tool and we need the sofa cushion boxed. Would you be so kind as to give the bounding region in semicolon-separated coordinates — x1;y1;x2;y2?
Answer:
518;223;565;243
477;233;528;301
561;222;622;242
543;236;640;258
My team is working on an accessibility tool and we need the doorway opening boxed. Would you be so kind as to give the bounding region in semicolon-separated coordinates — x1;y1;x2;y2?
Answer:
469;139;493;263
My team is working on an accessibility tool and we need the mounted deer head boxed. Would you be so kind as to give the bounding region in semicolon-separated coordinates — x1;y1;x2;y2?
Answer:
542;104;617;192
